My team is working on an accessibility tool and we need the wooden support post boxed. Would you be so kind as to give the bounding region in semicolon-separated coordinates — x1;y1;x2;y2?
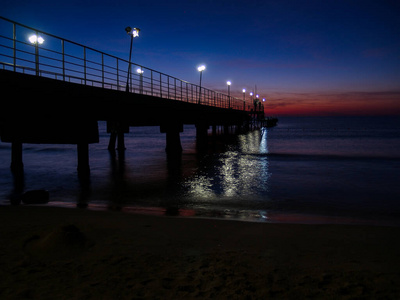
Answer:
244;119;250;132
11;142;23;172
196;123;209;152
77;143;90;175
108;132;117;151
196;124;209;140
224;124;230;135
107;121;128;151
165;130;182;155
212;125;217;136
161;123;183;156
235;124;241;134
117;130;126;151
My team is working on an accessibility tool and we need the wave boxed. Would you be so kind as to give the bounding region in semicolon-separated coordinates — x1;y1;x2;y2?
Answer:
240;152;400;162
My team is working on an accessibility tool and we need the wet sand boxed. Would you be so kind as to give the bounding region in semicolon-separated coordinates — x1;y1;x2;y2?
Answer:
1;205;400;299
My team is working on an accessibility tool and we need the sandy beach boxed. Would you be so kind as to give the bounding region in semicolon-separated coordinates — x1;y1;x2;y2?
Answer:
1;205;400;299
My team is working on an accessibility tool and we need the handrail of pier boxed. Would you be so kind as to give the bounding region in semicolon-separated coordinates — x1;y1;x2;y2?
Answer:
0;16;251;111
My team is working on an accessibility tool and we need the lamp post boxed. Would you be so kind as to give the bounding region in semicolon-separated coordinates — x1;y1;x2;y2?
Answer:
242;88;246;110
125;26;140;92
29;34;44;76
197;65;206;104
137;68;144;94
256;94;259;111
227;81;231;108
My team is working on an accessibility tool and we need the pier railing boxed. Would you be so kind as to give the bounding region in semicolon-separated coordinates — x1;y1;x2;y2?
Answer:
0;16;249;111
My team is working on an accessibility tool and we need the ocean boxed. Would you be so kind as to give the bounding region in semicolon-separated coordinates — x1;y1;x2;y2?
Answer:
1;116;399;225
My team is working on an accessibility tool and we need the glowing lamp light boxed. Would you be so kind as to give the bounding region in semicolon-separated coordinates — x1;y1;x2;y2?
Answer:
137;68;144;74
125;27;140;37
256;94;259;98
227;81;231;86
242;88;246;93
197;65;206;72
250;92;253;96
29;34;44;44
132;28;140;37
262;98;266;102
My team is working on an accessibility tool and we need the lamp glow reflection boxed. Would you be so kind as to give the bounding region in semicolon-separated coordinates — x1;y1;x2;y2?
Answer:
183;130;270;205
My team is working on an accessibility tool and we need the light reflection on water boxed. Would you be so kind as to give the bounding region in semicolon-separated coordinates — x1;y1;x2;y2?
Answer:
183;129;271;206
1;117;400;225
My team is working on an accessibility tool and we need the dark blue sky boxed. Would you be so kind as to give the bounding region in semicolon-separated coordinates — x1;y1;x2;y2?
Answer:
3;0;400;115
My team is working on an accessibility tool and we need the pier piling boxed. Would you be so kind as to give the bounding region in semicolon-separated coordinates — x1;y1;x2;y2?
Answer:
160;123;183;156
11;141;23;173
77;143;90;175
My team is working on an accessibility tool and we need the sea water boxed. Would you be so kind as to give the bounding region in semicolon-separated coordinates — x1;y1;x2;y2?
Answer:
1;116;399;225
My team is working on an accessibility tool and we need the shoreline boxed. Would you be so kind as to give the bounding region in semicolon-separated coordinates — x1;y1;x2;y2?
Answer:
12;200;400;228
1;205;400;298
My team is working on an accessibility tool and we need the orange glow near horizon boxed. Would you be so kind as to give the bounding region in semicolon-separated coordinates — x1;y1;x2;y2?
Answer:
262;91;400;116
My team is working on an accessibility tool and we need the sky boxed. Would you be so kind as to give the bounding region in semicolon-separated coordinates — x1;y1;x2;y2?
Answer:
2;0;400;116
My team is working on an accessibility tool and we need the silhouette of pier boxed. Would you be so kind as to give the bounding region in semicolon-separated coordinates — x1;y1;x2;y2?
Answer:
0;16;265;175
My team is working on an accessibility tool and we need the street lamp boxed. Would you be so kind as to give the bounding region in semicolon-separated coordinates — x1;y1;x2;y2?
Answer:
227;81;231;95
29;34;44;76
197;65;206;104
29;34;44;44
125;26;140;92
256;94;260;111
242;88;246;110
227;81;231;108
137;68;144;94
